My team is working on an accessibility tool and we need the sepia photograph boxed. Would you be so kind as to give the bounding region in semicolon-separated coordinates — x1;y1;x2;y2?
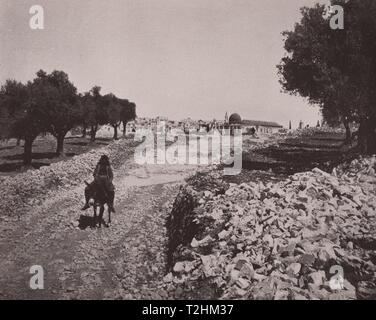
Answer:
0;0;375;308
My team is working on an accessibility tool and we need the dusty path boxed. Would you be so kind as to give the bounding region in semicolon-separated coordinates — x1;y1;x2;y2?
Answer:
0;151;198;299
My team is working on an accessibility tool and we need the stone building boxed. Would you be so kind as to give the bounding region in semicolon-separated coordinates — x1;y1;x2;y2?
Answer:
228;113;283;134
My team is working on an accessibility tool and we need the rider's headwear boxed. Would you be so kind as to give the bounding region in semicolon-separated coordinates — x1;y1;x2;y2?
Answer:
99;155;110;165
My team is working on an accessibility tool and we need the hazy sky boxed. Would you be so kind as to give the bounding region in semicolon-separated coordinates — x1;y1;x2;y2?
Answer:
0;0;327;127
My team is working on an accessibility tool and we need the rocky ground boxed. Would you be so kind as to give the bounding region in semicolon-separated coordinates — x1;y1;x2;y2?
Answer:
0;134;114;176
0;130;375;300
0;137;198;299
166;156;376;300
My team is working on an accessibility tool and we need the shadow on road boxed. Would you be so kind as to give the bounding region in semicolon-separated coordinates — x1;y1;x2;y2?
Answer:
78;215;96;230
78;214;108;230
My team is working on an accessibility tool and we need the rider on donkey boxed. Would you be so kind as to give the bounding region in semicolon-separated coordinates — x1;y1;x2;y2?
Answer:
81;155;116;213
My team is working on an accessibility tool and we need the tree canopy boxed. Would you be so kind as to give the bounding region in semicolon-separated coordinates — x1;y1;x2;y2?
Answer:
0;70;137;165
29;70;80;155
278;0;376;153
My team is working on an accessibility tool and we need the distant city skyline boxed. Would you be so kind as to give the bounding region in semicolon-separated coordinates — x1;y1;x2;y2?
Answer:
1;0;328;128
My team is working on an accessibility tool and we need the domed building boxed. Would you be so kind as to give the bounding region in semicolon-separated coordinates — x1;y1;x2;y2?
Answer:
229;113;242;125
225;112;283;135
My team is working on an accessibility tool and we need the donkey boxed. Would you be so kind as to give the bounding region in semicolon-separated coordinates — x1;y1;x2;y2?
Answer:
84;181;112;228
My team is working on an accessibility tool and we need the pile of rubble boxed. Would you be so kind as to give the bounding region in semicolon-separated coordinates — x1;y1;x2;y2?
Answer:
0;138;136;218
242;135;280;151
165;156;376;300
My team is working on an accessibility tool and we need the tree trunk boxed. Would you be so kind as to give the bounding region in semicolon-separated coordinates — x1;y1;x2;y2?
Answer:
358;118;376;155
113;125;118;140
90;125;97;142
23;136;34;166
344;120;351;143
82;125;87;138
56;133;66;156
122;121;127;136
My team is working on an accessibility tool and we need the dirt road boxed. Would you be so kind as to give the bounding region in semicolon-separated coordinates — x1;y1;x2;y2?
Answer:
0;152;198;299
